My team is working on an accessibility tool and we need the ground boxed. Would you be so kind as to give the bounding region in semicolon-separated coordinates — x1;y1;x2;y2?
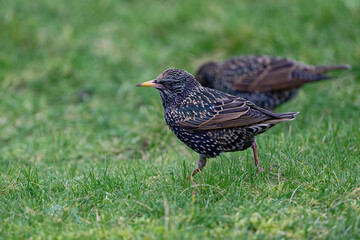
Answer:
0;0;359;239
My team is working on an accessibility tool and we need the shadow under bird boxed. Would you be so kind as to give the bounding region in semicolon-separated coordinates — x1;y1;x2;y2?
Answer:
196;56;351;110
137;69;298;177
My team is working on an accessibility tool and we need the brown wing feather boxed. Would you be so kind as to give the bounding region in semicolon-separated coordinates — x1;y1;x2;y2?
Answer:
220;56;298;92
177;93;278;131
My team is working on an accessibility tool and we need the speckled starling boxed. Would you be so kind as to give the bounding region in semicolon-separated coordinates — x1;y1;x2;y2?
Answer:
137;68;298;177
196;56;351;110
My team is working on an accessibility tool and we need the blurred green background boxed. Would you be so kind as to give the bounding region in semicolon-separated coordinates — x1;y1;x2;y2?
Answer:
0;0;359;239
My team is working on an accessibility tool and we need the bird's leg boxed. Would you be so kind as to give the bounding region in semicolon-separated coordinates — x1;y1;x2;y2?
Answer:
252;140;259;166
252;140;265;172
188;155;207;179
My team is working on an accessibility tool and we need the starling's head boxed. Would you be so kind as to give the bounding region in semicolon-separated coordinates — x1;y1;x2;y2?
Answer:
136;68;201;108
195;61;218;88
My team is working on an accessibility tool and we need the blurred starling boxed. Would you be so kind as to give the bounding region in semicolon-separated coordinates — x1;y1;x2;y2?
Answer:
196;56;351;110
137;69;298;177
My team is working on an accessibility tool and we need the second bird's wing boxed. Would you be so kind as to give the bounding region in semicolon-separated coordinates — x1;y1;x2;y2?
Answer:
218;56;300;92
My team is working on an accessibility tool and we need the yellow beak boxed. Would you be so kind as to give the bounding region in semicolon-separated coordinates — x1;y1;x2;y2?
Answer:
136;80;165;89
136;80;156;87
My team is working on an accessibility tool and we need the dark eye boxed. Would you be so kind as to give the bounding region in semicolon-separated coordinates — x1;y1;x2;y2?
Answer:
155;80;165;84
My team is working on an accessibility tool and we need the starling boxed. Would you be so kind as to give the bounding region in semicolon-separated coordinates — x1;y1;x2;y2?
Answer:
195;56;351;110
137;69;298;177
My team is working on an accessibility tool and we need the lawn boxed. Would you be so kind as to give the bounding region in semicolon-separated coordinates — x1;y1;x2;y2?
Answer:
0;0;359;239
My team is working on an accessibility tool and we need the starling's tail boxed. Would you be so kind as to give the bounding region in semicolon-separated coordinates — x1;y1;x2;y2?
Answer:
277;111;299;120
312;64;351;74
264;111;299;124
292;64;351;83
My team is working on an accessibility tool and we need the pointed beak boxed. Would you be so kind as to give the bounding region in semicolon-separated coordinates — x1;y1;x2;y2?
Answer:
136;80;156;87
136;80;164;89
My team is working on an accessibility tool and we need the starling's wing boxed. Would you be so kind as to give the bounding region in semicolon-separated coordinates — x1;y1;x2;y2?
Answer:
219;56;299;92
177;89;294;131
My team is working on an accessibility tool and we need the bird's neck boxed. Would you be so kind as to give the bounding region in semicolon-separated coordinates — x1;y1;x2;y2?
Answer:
158;87;197;110
159;90;178;109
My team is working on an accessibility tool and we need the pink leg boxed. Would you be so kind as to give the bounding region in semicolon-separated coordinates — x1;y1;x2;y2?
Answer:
252;141;259;167
187;155;207;180
191;168;202;177
252;141;265;172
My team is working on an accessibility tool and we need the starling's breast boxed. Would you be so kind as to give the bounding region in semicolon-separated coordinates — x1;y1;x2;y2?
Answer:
168;124;221;157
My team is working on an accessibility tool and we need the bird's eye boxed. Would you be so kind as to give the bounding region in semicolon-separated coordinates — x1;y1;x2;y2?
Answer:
155;80;164;84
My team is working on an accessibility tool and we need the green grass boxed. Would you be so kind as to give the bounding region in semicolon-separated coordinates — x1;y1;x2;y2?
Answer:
0;0;359;239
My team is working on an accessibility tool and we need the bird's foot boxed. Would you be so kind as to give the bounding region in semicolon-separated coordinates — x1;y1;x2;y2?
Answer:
186;168;201;181
256;165;278;173
187;155;207;180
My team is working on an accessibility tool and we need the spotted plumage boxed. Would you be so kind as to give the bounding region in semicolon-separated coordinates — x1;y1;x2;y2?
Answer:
196;56;351;110
136;69;298;177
